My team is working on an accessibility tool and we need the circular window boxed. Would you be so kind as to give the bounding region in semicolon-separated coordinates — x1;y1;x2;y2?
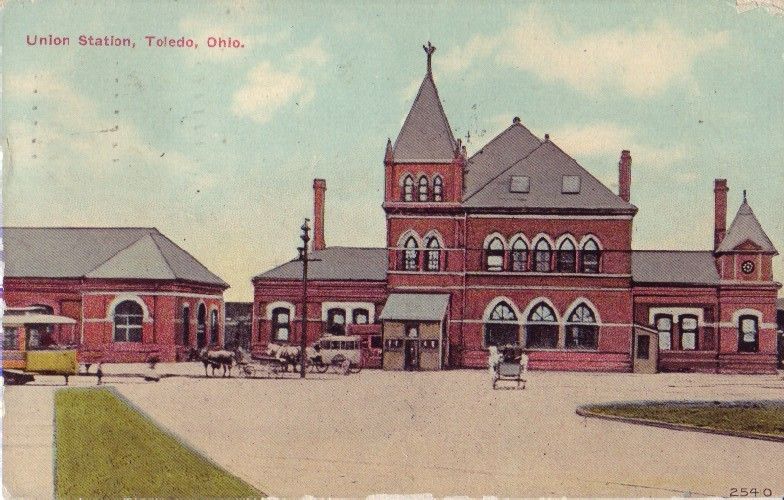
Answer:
741;260;755;274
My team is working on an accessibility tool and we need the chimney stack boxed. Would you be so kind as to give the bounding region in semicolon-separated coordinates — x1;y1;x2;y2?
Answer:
313;179;326;251
618;150;632;202
714;179;729;250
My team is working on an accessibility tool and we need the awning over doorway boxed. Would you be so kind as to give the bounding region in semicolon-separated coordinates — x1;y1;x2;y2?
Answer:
379;293;450;322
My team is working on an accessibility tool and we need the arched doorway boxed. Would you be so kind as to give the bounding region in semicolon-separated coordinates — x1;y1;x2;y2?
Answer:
197;304;207;348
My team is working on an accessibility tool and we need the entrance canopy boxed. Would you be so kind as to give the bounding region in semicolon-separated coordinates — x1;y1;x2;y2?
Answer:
379;293;450;322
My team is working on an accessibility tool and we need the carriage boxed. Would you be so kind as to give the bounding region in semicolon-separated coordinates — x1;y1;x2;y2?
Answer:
2;307;79;385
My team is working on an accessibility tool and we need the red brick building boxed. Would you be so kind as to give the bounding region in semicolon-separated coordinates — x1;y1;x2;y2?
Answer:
252;46;780;374
2;227;228;363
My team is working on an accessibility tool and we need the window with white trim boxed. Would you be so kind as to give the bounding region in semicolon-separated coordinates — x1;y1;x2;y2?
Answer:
271;307;291;342
534;239;552;272
680;315;698;350
557;239;576;272
433;176;444;202
418;176;429;202
484;301;519;347
525;302;558;348
510;238;528;272
738;315;758;353
402;175;414;202
425;236;441;271
114;300;143;342
581;239;600;273
655;314;672;351
565;303;598;349
485;237;504;271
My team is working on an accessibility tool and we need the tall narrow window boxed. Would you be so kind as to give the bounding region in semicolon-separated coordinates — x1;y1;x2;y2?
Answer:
402;236;419;271
210;309;219;345
425;236;441;271
655;314;673;350
114;300;143;342
510;238;528;272
484;301;519;347
534;239;552;272
402;175;414;202
525;302;558;348
557;239;576;272
327;308;347;335
418;176;429;201
181;305;190;345
581;239;600;273
738;315;759;352
433;176;444;202
565;304;598;349
680;315;698;350
485;237;505;271
271;307;291;342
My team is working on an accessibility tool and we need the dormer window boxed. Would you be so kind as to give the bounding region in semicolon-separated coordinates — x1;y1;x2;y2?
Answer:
510;176;530;193
562;175;581;194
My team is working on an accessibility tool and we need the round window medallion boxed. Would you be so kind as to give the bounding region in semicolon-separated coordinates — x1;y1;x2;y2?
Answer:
741;260;755;274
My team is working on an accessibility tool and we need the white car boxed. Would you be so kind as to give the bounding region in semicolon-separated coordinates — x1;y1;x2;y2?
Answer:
312;335;362;370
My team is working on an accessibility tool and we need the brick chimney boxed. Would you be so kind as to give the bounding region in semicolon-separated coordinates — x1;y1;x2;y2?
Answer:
313;179;326;251
714;179;729;250
618;150;632;202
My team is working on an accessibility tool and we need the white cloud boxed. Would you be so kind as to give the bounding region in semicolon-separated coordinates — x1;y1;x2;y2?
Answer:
439;8;729;97
231;40;328;124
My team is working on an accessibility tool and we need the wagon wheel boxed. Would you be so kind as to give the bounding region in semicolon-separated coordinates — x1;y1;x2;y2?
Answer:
313;360;329;373
241;364;254;378
348;362;362;374
330;354;347;373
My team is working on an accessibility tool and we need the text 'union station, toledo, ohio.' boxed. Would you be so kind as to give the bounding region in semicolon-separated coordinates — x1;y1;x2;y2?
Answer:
252;44;781;374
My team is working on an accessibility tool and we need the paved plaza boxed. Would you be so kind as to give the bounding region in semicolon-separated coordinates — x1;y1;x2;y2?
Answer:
4;365;784;497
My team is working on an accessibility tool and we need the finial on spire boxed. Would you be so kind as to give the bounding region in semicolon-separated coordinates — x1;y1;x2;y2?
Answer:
743;189;747;203
384;138;394;165
423;41;436;75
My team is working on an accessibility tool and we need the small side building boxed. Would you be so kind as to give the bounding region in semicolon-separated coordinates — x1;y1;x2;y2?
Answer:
2;227;228;363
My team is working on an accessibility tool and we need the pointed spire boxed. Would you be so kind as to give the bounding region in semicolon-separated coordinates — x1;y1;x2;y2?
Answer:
716;193;777;254
384;138;394;165
423;41;436;75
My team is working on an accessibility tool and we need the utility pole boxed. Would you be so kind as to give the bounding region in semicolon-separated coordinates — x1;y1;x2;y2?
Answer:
298;219;311;378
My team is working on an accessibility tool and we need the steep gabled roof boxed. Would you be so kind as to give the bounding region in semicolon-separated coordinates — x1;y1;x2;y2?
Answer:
464;139;636;213
716;200;777;254
392;74;456;163
464;121;542;198
2;227;228;286
254;247;387;281
632;250;720;286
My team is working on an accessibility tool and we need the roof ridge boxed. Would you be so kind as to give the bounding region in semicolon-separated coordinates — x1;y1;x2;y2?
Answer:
148;231;179;279
464;142;546;202
150;231;229;287
83;232;151;276
467;122;540;162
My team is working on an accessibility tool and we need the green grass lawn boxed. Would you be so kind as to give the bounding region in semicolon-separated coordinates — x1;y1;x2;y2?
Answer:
55;388;263;498
583;401;784;438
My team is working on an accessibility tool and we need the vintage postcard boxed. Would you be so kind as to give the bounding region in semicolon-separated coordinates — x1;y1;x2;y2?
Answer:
1;0;783;497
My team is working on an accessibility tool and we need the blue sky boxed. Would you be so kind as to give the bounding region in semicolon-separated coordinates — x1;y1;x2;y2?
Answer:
2;0;783;300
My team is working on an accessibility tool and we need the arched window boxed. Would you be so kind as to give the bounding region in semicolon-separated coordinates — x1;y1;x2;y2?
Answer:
534;239;552;272
181;305;190;345
402;175;414;202
352;308;370;325
433;176;444;202
327;308;346;335
557;239;576;272
655;314;673;351
425;236;441;271
418;176;429;201
197;304;207;348
510;238;528;272
271;307;291;342
113;300;143;342
581;238;600;273
565;304;598;349
525;302;558;348
738;315;758;352
485;237;505;271
210;309;219;345
402;236;419;271
484;301;519;347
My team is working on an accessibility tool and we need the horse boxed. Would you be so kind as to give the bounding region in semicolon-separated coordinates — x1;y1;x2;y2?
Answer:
266;343;303;372
194;346;236;377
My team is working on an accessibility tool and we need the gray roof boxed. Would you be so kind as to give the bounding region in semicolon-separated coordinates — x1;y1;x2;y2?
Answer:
464;121;542;198
716;201;777;254
2;227;228;286
379;293;450;321
392;74;456;162
464;138;637;213
254;247;387;281
632;251;720;285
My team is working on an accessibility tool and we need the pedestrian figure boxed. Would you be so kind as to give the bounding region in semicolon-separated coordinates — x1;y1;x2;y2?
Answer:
488;346;501;382
96;362;103;385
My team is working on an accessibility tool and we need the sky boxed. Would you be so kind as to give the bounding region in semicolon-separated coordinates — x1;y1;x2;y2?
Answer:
2;0;783;301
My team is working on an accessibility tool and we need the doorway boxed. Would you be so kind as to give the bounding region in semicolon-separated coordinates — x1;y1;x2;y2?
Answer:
404;340;420;371
633;326;658;374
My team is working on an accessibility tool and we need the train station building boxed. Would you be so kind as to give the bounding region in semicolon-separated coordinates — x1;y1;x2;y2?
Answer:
2;227;228;363
252;46;781;374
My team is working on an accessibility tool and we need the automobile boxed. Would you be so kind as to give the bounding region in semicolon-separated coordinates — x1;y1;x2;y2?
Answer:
312;335;362;371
